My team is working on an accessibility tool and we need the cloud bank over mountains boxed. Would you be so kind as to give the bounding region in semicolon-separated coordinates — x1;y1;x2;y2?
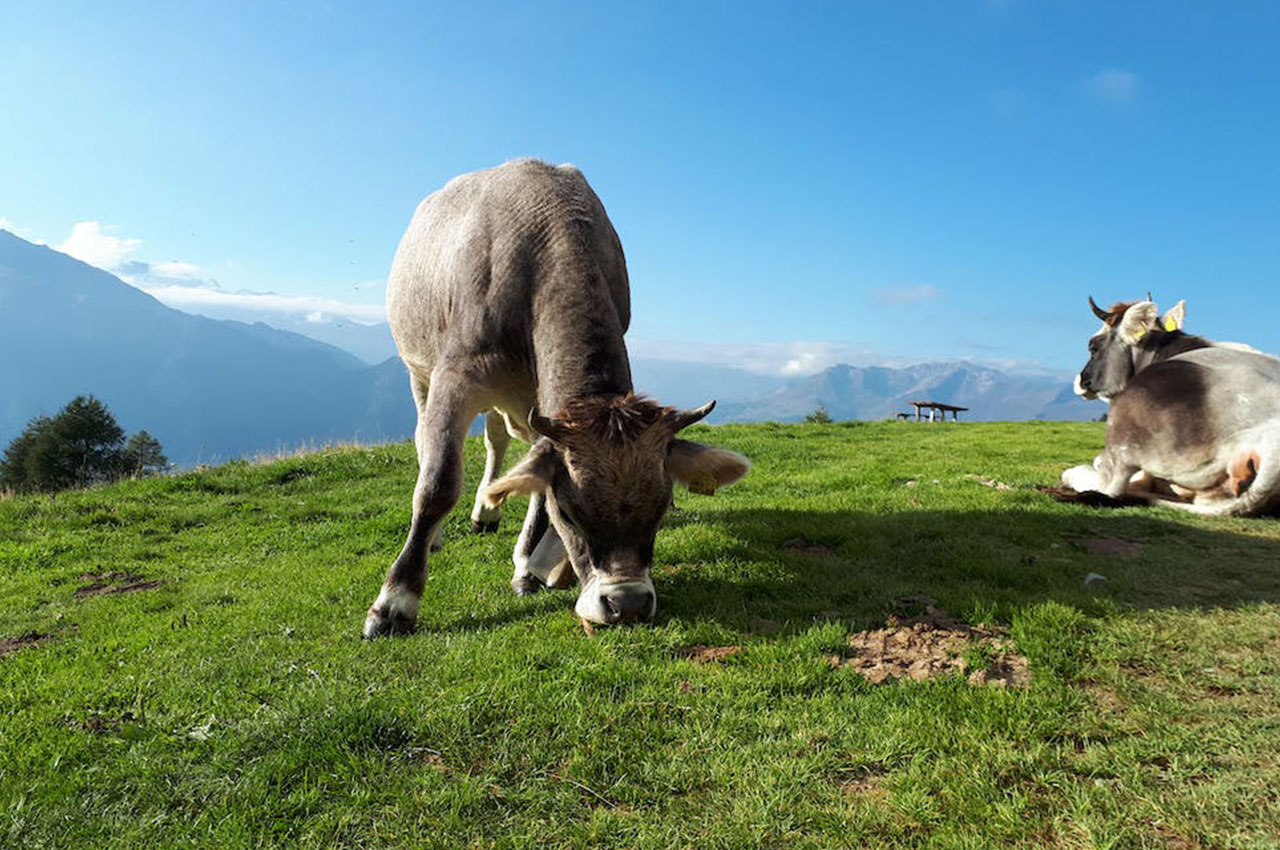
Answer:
52;220;387;327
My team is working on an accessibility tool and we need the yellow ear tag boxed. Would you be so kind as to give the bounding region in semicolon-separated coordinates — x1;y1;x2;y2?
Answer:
1130;326;1147;341
1164;317;1179;332
688;472;718;496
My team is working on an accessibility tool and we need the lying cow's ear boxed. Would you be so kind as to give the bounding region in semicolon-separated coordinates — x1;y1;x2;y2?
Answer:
485;440;558;508
1117;301;1159;344
667;439;751;496
1161;299;1187;332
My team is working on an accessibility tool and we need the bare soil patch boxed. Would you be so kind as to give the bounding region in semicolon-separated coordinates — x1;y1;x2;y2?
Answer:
828;609;1030;687
839;770;889;799
0;631;52;657
75;571;162;599
1037;485;1148;508
680;645;744;664
781;538;836;557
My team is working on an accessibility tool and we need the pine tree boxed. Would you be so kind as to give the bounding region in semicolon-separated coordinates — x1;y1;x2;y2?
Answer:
0;415;52;492
122;430;169;478
21;396;125;491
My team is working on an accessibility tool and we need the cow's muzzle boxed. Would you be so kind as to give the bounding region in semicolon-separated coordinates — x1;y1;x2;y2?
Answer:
1073;372;1098;400
575;576;656;625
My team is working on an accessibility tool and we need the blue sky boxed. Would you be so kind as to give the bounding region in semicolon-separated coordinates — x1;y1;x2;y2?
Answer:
2;1;1278;376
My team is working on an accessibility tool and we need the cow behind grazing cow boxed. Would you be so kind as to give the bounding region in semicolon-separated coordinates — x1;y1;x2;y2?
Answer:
1062;297;1280;516
363;159;751;638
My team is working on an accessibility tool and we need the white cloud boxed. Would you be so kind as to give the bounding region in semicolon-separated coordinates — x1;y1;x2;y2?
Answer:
1086;68;1140;105
0;216;14;232
58;221;143;269
628;338;881;376
144;284;387;324
48;219;384;325
872;284;941;306
150;260;204;280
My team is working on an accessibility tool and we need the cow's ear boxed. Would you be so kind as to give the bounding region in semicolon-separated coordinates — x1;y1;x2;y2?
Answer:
667;439;751;496
485;440;558;507
1118;301;1159;344
1160;299;1186;332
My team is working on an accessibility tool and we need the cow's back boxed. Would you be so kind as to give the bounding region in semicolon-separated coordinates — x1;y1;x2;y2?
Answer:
1109;347;1280;459
386;159;630;381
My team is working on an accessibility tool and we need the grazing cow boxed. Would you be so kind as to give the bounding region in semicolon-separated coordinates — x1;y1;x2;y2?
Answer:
1061;297;1280;516
363;160;751;638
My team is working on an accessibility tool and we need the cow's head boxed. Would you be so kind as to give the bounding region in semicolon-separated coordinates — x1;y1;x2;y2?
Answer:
1074;296;1186;401
483;394;750;625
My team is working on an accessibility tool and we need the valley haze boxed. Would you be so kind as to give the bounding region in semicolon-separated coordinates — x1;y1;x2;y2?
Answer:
0;230;1102;464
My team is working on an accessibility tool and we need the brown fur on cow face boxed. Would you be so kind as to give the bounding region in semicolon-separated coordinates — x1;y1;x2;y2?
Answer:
486;394;749;586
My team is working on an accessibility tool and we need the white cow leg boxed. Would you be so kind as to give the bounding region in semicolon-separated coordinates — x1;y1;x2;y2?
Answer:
364;372;471;638
1061;464;1102;493
511;493;563;595
469;410;509;534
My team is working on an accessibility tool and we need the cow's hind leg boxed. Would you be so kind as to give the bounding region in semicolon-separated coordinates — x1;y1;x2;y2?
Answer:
469;411;509;533
363;372;472;638
509;494;570;595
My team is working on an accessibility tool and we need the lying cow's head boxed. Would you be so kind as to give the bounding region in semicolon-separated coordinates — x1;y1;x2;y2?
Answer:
484;394;749;625
1074;297;1186;401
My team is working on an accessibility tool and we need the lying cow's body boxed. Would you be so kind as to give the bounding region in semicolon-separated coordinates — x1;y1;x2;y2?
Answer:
364;160;749;638
1062;299;1280;516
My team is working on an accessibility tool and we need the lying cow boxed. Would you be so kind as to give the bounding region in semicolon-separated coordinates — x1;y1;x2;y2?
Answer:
364;160;751;638
1062;297;1280;516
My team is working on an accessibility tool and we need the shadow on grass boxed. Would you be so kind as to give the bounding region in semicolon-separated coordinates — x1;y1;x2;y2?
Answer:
416;501;1280;637
652;505;1280;633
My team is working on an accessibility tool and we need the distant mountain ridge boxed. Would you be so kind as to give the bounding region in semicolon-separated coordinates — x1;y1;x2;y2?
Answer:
0;230;415;463
709;361;1103;423
0;230;1100;466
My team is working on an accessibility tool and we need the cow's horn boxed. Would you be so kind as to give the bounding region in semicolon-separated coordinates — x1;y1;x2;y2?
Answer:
528;408;570;442
668;400;716;432
1088;296;1109;321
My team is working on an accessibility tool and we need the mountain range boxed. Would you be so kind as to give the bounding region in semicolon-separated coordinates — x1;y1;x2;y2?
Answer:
0;230;1101;464
0;230;415;464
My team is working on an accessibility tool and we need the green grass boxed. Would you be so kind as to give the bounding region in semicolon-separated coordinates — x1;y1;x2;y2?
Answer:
3;421;1279;848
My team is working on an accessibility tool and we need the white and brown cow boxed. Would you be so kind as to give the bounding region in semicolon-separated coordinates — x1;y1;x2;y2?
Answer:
363;160;750;638
1062;297;1280;516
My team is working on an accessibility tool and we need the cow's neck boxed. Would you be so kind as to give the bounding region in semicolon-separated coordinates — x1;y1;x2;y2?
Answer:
1130;330;1212;375
533;316;633;415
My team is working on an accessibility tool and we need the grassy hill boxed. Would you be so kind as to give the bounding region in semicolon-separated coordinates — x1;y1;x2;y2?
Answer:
3;422;1279;848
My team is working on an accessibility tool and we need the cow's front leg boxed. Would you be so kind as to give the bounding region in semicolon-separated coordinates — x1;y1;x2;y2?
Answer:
469;410;509;534
1091;451;1141;499
364;373;471;638
1060;464;1102;493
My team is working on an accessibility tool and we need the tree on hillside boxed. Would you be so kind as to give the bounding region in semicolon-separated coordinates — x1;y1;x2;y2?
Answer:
122;430;169;478
0;415;52;492
804;405;833;424
0;396;167;493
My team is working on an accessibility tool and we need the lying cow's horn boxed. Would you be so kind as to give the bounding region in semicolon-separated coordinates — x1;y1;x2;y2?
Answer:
528;408;570;443
668;400;717;432
1088;296;1109;321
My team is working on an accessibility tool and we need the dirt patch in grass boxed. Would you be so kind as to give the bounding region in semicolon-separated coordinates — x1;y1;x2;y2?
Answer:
1075;538;1142;556
1037;485;1148;509
0;631;53;657
781;538;836;557
828;610;1030;687
75;571;162;599
680;645;744;663
839;771;889;800
1147;821;1203;849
